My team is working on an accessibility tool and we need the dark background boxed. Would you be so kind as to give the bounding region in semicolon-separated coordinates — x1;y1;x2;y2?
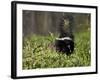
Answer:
23;10;90;37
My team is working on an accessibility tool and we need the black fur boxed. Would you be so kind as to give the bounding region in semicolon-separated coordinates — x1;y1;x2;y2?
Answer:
55;33;74;54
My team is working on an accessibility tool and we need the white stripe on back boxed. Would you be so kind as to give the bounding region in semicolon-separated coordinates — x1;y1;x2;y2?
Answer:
56;37;72;41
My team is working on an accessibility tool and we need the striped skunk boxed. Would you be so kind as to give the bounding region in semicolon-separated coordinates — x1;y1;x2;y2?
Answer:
55;15;74;54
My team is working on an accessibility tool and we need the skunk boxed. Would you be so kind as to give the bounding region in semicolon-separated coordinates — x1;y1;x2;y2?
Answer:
55;15;74;54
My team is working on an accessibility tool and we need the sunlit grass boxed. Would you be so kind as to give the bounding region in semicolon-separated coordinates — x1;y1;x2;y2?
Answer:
22;31;91;69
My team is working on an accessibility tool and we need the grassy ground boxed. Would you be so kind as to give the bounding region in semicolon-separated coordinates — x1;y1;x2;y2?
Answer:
22;31;91;69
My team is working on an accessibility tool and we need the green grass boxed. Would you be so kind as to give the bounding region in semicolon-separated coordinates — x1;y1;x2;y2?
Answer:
22;31;91;69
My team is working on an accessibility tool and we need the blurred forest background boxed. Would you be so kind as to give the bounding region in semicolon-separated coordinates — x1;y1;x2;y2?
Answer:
23;10;90;37
22;10;91;69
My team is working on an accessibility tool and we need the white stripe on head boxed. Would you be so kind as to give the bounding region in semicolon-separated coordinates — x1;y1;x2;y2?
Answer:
56;37;72;41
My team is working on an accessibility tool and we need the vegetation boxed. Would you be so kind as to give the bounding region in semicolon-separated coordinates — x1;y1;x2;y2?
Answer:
22;31;91;69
